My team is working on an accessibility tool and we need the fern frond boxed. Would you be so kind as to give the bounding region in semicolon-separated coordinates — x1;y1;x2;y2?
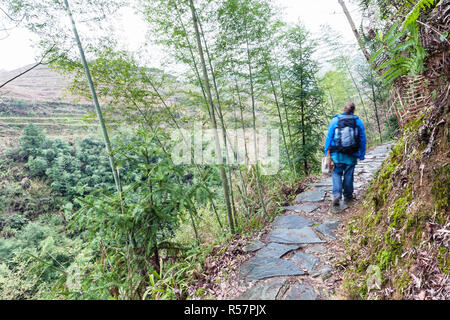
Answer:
401;0;439;30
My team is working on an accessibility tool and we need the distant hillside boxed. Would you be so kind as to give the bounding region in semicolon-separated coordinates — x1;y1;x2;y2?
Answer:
0;64;79;103
0;65;97;144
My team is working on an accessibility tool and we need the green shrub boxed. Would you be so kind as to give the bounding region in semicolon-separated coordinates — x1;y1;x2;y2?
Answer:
5;214;28;230
63;129;201;299
26;156;49;177
19;124;47;161
16;124;115;198
0;214;92;300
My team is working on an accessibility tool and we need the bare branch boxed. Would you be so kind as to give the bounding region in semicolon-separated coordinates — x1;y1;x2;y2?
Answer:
0;44;56;89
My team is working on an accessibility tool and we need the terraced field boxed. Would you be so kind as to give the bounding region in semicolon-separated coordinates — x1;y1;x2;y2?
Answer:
0;64;104;150
0;97;98;150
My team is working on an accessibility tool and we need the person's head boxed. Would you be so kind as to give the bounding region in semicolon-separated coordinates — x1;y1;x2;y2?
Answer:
344;102;355;114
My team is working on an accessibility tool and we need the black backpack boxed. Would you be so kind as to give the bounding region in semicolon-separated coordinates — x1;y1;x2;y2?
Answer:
329;114;360;155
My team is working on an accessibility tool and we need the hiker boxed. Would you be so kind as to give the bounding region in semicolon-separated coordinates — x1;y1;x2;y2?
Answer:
324;102;366;206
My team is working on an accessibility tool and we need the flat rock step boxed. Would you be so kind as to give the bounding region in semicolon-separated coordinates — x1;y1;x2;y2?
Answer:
314;219;341;240
243;240;266;253
290;252;319;273
282;283;318;300
305;244;327;255
268;227;325;244
239;257;305;281
272;215;315;229
255;243;299;259
238;278;287;300
295;190;326;203
282;204;318;213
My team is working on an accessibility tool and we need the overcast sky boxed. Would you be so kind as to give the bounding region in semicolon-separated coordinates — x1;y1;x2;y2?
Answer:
0;0;361;71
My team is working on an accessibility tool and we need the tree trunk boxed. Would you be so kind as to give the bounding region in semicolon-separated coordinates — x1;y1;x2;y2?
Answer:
338;0;371;63
275;62;297;178
369;71;383;143
300;100;308;175
341;56;371;126
196;13;239;227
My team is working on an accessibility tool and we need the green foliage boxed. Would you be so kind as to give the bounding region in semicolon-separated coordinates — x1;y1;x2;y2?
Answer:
17;123;115;197
283;25;325;175
319;70;355;115
371;21;427;84
387;185;412;229
402;0;438;31
369;0;440;84
383;114;400;140
0;214;91;299
59;128;204;299
19;123;47;161
0;156;59;222
143;247;204;300
26;156;49;177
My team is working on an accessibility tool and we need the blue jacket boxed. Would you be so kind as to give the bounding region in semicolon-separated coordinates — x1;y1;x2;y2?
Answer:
324;112;366;161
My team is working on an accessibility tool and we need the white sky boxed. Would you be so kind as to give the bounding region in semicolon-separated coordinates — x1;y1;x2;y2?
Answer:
0;0;361;71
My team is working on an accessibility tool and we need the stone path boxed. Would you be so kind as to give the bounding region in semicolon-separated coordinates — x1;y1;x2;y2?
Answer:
237;144;392;300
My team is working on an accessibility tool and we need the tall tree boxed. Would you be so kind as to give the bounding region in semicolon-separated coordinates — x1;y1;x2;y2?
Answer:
284;25;325;175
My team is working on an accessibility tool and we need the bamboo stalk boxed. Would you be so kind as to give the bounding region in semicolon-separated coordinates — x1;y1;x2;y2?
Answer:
244;23;269;219
63;0;121;194
264;59;295;175
189;0;235;234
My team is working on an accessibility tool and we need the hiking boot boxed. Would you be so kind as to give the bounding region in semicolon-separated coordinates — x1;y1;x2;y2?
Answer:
343;197;354;206
332;195;341;206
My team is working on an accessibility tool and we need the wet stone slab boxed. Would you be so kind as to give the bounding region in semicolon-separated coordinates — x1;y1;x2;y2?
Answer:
268;227;325;244
283;283;318;300
239;257;305;281
311;265;333;280
313;185;331;193
272;215;315;229
295;190;326;203
315;177;333;186
305;244;327;255
255;243;299;259
283;204;318;213
238;277;287;300
290;252;319;273
314;220;341;240
329;201;348;214
243;240;266;253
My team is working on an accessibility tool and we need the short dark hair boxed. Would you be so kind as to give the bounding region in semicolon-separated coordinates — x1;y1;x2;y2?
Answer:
345;102;355;114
